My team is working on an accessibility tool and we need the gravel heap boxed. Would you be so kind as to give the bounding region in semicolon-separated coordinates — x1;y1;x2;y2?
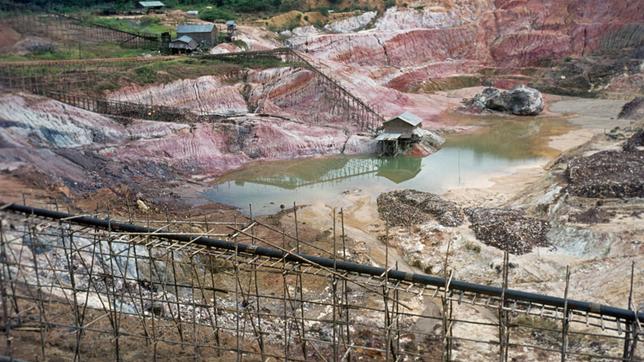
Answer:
465;208;550;255
566;131;644;198
377;189;464;227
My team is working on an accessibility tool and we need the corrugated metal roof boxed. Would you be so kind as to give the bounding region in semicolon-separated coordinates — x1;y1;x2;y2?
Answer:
375;132;402;141
174;35;194;43
385;111;423;127
169;35;198;49
177;23;215;33
139;1;165;7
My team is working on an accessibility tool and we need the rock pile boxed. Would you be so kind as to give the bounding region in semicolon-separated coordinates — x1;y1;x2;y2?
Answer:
377;189;464;227
463;86;544;116
465;208;550;255
623;128;644;152
618;97;644;120
566;130;644;198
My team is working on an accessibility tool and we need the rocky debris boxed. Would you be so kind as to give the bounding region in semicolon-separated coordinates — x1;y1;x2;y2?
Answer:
373;6;470;32
535;56;643;97
623;129;644;152
618;97;644;120
377;189;464;227
136;199;150;212
606;126;628;140
465;208;550;255
569;207;614;224
283;25;320;41
565;143;643;198
342;134;379;154
325;11;377;33
402;128;445;157
416;128;445;149
463;86;544;116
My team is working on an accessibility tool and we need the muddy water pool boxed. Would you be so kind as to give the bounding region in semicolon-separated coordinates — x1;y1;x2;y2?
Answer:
204;116;571;215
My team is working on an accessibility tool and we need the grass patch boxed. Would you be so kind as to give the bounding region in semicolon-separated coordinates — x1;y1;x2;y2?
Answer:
92;16;173;35
199;6;236;22
0;43;148;62
4;54;303;96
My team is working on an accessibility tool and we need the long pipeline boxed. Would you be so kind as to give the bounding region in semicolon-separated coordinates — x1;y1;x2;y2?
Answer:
2;203;642;323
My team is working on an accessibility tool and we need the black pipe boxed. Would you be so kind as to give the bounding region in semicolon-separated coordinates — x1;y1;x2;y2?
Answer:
3;203;642;323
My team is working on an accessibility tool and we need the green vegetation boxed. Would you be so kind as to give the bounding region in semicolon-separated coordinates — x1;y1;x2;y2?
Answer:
50;55;301;94
24;1;378;20
133;66;158;84
231;39;249;50
198;6;236;21
92;16;173;35
268;13;302;32
463;241;481;254
0;43;145;62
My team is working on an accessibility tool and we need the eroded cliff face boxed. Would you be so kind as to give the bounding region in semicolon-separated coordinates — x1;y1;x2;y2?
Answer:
287;1;643;93
0;93;358;198
109;76;249;116
0;94;126;148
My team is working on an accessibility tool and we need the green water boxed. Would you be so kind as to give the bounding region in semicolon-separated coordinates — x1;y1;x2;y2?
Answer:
204;116;570;215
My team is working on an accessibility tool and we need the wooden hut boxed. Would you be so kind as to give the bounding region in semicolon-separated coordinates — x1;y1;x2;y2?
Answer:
168;35;198;53
376;111;423;156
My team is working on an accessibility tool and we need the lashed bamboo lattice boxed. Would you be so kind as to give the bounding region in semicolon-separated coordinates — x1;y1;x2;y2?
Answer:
0;199;641;361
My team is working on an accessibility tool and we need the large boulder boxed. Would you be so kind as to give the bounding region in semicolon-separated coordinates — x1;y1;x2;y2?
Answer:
502;86;545;115
464;85;545;116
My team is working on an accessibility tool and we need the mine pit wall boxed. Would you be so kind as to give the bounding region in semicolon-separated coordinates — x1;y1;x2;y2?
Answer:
205;49;385;133
0;48;384;133
286;2;643;99
0;90;369;195
0;203;641;361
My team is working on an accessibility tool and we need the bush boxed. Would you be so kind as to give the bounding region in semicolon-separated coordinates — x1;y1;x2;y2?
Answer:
199;7;235;21
133;66;157;84
231;0;275;12
464;241;481;253
26;43;57;54
279;0;300;12
139;16;161;26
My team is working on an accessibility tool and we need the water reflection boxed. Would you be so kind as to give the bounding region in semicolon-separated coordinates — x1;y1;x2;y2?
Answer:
205;117;571;215
376;157;422;183
226;157;423;190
